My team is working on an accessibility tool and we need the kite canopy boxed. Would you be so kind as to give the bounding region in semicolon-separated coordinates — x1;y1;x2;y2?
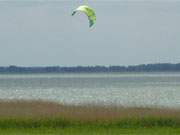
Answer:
72;5;96;27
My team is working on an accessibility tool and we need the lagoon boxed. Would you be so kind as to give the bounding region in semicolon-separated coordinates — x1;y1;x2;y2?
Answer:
0;72;179;108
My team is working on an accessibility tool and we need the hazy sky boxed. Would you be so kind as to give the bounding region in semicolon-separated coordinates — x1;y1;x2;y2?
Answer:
0;0;180;66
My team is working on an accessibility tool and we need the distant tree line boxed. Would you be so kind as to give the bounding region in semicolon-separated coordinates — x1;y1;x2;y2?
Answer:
1;63;180;73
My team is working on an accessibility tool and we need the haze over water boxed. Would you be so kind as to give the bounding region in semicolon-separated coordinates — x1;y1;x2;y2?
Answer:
0;72;179;108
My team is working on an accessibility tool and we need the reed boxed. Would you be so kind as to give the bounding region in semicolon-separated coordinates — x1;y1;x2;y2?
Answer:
0;100;179;128
0;100;179;121
0;100;180;134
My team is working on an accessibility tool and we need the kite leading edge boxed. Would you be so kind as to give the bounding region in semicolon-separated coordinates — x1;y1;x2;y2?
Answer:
72;5;96;27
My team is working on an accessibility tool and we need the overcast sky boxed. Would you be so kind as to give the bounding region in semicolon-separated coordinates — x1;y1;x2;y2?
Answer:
0;0;180;66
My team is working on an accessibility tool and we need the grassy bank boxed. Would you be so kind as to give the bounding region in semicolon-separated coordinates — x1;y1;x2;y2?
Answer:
0;119;180;135
0;100;179;135
1;127;180;135
0;117;180;129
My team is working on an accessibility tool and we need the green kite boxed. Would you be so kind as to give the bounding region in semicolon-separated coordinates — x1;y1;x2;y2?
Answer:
72;5;96;27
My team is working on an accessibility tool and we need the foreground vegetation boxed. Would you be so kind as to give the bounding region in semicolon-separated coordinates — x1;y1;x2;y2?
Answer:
0;127;180;135
0;100;179;135
0;118;180;135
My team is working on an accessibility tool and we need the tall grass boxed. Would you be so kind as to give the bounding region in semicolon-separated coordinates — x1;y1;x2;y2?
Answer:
0;117;180;129
0;100;179;129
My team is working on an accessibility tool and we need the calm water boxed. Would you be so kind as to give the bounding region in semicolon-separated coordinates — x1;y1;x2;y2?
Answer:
0;73;180;108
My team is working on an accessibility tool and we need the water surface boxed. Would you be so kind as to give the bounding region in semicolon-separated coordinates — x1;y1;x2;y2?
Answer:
0;73;179;108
